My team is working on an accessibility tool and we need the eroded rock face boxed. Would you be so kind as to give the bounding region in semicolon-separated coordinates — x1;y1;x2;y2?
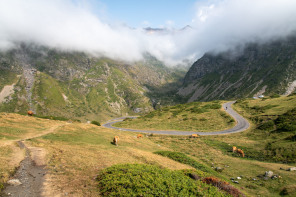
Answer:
0;45;185;120
181;36;296;101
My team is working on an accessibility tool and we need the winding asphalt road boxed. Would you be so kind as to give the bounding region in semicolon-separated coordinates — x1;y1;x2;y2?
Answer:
102;101;250;136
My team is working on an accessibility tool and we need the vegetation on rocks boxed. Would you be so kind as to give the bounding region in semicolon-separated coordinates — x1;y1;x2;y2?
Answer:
97;164;230;197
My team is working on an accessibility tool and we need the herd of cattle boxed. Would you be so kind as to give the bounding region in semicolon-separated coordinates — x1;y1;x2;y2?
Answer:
112;134;245;158
27;110;245;158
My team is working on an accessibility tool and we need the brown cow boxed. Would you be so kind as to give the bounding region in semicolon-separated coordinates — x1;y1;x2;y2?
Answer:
232;146;237;153
236;149;245;157
113;136;119;146
137;134;143;139
27;111;34;116
190;134;200;138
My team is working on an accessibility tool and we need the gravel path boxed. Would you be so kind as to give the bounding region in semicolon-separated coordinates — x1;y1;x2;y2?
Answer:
1;123;68;197
102;101;250;136
2;141;46;197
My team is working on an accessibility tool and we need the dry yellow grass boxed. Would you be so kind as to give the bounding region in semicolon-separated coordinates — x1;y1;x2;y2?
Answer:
1;113;194;196
1;111;295;196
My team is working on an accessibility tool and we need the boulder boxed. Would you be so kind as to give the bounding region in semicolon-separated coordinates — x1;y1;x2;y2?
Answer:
215;167;223;172
288;167;296;171
265;171;273;177
189;173;201;180
7;179;22;186
271;175;278;179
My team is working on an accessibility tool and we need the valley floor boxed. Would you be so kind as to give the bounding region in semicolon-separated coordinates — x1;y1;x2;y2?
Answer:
0;96;296;196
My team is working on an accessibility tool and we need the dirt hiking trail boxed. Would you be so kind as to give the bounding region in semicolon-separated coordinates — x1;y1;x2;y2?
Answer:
2;122;68;197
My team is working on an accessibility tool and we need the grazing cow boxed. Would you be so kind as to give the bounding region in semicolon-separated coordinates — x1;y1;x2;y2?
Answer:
190;134;200;138
27;111;34;116
137;134;143;139
232;146;237;153
113;136;119;146
236;149;245;157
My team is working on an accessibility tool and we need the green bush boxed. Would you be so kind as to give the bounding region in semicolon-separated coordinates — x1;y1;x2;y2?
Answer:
97;164;227;197
35;115;69;121
190;107;208;114
280;185;296;196
91;120;101;126
258;120;275;131
154;151;216;175
270;94;280;98
0;183;4;191
265;142;296;163
123;118;132;121
275;108;296;132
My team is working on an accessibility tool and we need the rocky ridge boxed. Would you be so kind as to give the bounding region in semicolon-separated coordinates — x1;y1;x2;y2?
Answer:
179;36;296;101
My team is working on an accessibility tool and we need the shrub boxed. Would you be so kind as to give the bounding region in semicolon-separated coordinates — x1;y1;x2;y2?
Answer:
154;151;215;174
202;177;245;197
210;103;222;109
264;142;296;163
285;134;296;141
270;94;280;98
190;107;208;114
123;118;132;121
96;164;226;197
258;120;275;131
91;121;101;126
275;108;296;132
36;115;69;121
280;185;296;196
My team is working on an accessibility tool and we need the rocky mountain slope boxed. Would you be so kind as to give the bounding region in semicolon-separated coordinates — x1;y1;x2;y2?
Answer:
179;36;296;101
0;44;185;121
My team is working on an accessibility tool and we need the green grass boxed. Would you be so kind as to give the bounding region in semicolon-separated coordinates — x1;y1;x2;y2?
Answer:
0;145;16;192
97;164;230;197
115;101;235;132
154;151;220;176
233;97;296;163
41;126;107;146
0;69;18;91
0;127;27;140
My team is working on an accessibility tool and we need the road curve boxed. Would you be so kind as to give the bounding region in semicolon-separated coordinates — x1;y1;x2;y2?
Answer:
102;101;250;136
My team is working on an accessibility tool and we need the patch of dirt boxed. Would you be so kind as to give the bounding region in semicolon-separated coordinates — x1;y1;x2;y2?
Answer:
0;84;15;103
285;80;296;95
1;122;69;197
2;141;47;197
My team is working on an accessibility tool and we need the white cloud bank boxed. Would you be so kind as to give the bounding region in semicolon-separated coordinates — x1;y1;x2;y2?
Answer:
0;0;296;66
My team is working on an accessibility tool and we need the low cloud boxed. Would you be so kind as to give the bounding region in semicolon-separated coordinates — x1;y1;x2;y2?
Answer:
0;0;296;66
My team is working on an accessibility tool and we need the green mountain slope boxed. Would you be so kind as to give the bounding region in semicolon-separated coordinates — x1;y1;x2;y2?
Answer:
179;36;296;101
0;44;185;121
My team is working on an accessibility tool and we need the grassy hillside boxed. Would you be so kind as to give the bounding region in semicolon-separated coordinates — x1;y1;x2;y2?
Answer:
0;46;187;122
180;36;296;101
230;95;296;163
115;100;235;132
1;95;296;196
0;113;235;196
